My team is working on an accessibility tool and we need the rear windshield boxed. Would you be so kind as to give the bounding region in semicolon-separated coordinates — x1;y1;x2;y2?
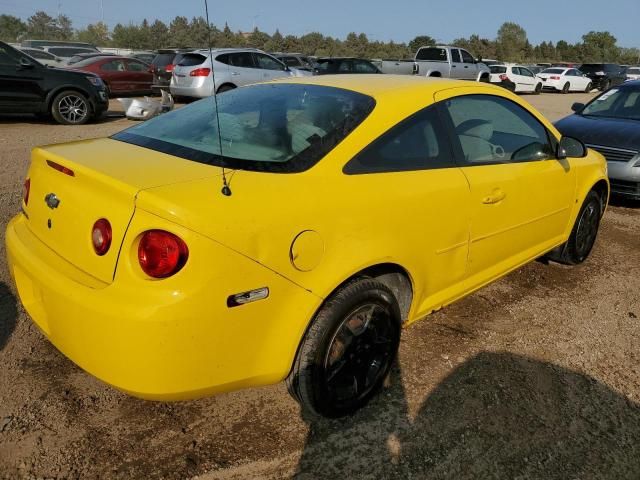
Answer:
541;68;565;74
416;48;447;61
490;66;507;74
152;53;175;66
48;47;93;57
177;53;207;67
579;64;605;73
113;83;376;173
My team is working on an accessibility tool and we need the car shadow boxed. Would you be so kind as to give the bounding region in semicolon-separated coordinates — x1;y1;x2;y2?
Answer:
0;281;18;351
294;352;640;479
609;196;640;209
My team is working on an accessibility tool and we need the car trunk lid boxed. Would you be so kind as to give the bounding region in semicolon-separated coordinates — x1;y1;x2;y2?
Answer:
23;138;219;284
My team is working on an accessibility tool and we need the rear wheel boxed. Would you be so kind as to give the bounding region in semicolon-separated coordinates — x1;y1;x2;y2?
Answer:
561;82;570;94
585;82;593;93
51;90;90;125
216;84;236;94
546;191;602;265
534;83;542;95
287;278;401;418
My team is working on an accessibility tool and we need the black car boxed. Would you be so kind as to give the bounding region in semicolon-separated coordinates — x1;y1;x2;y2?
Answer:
579;63;626;91
314;57;382;75
151;48;194;87
555;81;640;200
0;42;109;125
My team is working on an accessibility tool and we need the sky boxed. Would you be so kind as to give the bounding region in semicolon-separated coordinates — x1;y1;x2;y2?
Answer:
2;0;639;47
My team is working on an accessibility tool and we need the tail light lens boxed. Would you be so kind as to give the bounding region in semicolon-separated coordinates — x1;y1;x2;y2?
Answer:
190;68;211;77
550;75;561;80
165;64;175;72
23;178;30;206
92;218;112;256
138;230;188;279
499;74;509;82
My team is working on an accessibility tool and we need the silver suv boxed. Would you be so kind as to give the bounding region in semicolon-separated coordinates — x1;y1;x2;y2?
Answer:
170;48;303;98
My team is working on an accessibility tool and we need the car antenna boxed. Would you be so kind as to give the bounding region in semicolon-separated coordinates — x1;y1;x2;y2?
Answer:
204;0;232;196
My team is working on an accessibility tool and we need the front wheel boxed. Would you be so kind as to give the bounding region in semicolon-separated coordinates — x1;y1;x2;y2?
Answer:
547;191;602;265
534;83;542;95
287;278;401;418
51;90;90;125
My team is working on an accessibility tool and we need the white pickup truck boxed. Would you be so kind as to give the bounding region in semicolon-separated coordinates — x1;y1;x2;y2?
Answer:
375;45;490;82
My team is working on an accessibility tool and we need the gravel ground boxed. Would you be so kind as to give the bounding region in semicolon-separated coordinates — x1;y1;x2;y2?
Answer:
0;91;639;480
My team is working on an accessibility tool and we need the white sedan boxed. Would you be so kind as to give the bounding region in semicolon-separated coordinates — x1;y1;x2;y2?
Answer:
537;68;593;93
489;64;543;94
625;67;640;81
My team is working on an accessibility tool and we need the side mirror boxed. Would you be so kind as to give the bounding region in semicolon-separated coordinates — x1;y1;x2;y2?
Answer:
557;136;587;159
18;58;35;69
571;102;585;113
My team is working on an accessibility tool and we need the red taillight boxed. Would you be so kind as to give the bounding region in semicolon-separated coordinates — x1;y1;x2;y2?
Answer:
165;64;175;72
23;178;30;206
189;68;211;77
92;218;112;256
550;75;561;80
138;230;188;279
46;160;74;176
499;74;509;82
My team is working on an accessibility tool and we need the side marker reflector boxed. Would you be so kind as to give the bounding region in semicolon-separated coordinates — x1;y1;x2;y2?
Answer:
227;287;269;308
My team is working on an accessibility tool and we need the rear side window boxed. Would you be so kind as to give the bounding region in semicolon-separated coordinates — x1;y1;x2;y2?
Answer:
353;60;378;73
442;94;554;165
178;53;207;67
416;47;447;61
344;105;452;174
228;52;255;68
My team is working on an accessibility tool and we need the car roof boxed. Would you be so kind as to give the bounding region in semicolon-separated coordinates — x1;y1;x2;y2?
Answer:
270;74;503;99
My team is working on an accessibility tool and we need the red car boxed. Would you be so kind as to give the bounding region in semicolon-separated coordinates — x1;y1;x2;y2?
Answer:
68;55;153;97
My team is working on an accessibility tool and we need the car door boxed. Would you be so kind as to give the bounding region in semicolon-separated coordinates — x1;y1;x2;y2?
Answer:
226;52;262;86
99;59;128;93
0;45;45;112
449;49;464;79
460;49;477;79
343;104;471;314
435;88;575;288
253;52;289;81
125;59;152;94
517;67;537;92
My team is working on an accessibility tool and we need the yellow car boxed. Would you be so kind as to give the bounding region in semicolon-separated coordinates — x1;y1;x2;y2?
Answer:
6;75;608;418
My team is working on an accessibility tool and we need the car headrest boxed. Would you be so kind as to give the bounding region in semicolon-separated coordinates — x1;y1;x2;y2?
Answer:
456;119;494;141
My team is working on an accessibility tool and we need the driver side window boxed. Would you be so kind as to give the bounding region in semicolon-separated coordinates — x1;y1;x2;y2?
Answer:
442;94;554;165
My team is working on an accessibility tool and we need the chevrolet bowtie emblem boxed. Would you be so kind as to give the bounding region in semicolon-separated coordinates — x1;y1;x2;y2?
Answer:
44;193;60;209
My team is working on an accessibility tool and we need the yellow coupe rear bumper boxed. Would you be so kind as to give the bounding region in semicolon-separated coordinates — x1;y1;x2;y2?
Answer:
6;213;321;400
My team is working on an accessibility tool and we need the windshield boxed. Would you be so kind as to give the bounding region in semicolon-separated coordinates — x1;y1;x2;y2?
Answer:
541;68;565;74
581;87;640;120
113;83;376;173
490;66;507;74
627;68;640;75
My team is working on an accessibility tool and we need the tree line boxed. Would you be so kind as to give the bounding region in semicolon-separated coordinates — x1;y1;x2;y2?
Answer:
1;11;638;64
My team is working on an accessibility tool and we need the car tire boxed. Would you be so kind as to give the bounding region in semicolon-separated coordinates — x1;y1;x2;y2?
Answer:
585;82;593;93
600;80;611;91
534;83;542;95
561;82;570;94
546;191;602;265
216;84;236;94
286;277;401;418
51;90;91;125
